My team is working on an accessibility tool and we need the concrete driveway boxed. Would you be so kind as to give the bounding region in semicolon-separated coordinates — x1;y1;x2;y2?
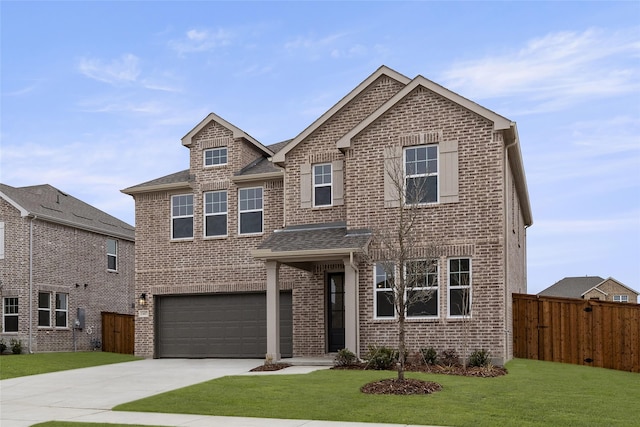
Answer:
0;358;437;427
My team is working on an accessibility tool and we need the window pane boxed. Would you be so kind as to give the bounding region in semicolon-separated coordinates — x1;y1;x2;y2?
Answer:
376;291;395;317
56;311;67;328
108;254;117;270
39;310;50;327
408;290;438;317
4;316;18;332
173;217;194;239
240;211;262;234
38;292;50;309
314;186;331;206
206;214;227;236
450;288;470;316
56;293;67;310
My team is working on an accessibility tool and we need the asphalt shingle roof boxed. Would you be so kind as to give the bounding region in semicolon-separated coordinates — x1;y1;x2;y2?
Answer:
258;222;371;252
124;169;193;190
0;183;134;240
538;276;605;298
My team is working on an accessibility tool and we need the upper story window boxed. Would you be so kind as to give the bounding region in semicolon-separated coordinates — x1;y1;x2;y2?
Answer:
204;147;228;167
238;187;263;235
107;239;118;271
313;163;332;207
171;194;194;240
613;295;629;303
449;258;471;317
3;297;18;332
404;145;438;204
0;221;5;259
38;292;51;327
204;190;228;237
55;293;68;328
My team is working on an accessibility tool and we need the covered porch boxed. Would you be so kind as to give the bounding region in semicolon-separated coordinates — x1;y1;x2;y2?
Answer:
252;222;371;361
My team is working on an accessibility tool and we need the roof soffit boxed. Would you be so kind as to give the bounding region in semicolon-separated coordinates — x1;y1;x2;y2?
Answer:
272;65;411;163
181;112;273;156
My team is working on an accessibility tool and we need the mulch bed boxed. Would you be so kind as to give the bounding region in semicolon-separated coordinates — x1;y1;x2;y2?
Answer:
361;378;442;395
250;363;292;372
334;362;507;378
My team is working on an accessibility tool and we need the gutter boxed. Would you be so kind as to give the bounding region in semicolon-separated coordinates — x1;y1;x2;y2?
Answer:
503;130;518;362
28;215;36;353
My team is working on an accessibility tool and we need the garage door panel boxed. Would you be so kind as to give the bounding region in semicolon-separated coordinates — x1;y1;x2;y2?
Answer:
156;292;292;358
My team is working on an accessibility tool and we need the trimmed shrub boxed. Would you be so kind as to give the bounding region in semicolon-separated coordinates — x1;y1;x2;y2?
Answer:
364;345;398;370
334;348;358;367
0;338;7;354
469;349;491;367
10;338;22;355
420;347;438;365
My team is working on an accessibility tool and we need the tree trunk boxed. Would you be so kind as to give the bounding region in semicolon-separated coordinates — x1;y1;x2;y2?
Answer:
398;312;405;381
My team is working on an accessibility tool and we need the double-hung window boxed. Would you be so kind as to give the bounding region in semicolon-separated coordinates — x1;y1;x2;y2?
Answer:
3;297;18;332
204;147;227;167
55;293;68;328
171;194;194;239
404;145;438;204
204;190;227;237
107;239;117;271
313;163;332;207
613;295;628;303
238;187;263;235
449;258;471;317
405;259;439;318
374;262;395;318
38;292;51;327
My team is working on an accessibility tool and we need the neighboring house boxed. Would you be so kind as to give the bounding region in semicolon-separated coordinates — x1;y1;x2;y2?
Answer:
122;65;532;365
0;184;135;352
539;276;639;303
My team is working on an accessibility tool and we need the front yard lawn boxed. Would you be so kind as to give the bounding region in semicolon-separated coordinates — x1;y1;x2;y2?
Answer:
115;359;640;427
0;352;141;380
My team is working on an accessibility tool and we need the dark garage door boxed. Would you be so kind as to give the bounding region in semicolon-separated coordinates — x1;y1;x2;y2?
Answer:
156;292;292;358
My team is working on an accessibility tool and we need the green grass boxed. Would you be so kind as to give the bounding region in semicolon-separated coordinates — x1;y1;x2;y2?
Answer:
115;359;640;427
0;352;141;379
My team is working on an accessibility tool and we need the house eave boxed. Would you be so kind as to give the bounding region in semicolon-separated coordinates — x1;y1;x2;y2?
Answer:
0;190;30;217
252;247;363;262
231;171;284;184
121;181;192;196
30;212;134;242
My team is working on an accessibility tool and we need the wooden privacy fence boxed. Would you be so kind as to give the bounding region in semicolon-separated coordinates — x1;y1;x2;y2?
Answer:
101;312;135;355
513;293;640;372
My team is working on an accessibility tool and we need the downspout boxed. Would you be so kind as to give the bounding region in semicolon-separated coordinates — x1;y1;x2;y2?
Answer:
349;251;360;357
503;130;518;363
28;215;37;353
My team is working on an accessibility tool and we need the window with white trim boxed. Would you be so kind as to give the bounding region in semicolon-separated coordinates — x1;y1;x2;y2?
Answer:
404;145;438;204
38;292;51;327
613;295;628;303
0;221;5;259
405;259;439;318
107;239;117;271
204;147;227;167
171;194;194;239
238;187;263;235
374;262;395;318
55;293;68;328
313;163;332;207
3;297;18;332
204;190;227;237
449;258;471;317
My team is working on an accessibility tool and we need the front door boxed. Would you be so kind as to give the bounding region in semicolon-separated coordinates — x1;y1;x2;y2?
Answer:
327;272;345;352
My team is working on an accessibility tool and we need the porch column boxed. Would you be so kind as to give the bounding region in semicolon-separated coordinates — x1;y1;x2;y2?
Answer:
343;256;358;355
265;261;281;362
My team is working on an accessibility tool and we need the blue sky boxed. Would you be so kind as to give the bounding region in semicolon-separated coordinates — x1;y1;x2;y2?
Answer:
1;1;639;294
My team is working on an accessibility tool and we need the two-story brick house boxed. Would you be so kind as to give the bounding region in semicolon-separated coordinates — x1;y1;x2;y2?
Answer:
0;184;135;352
123;66;532;364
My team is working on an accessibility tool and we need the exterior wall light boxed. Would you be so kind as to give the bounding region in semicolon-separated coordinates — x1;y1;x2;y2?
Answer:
138;293;147;306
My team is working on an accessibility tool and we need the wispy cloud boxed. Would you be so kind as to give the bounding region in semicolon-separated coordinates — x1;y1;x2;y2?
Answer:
77;53;141;85
284;32;368;60
440;28;640;111
169;28;233;55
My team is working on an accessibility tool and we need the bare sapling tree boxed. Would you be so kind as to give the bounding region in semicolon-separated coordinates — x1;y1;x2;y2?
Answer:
365;145;439;381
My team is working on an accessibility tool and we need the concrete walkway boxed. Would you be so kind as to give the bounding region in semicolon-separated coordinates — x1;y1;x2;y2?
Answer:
0;358;440;427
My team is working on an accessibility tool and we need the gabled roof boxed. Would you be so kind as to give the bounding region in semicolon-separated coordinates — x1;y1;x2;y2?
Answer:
181;112;273;156
121;170;193;195
538;276;606;298
581;277;640;297
0;183;134;241
272;66;411;163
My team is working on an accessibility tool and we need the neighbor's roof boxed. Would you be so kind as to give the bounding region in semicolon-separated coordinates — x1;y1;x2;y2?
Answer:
0;183;134;241
253;222;371;262
538;276;606;298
